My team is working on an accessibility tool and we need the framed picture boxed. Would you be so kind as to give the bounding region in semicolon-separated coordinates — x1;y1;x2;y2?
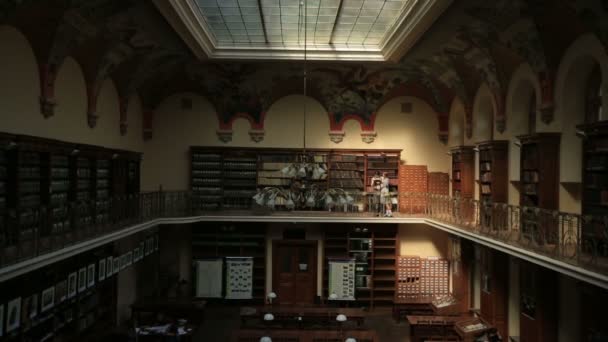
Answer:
68;272;77;298
134;248;140;262
87;264;95;288
0;304;4;337
56;280;67;303
99;259;106;281
112;257;119;275
106;257;113;278
126;251;133;266
6;298;21;333
145;238;152;256
41;287;55;312
78;267;87;292
22;294;37;321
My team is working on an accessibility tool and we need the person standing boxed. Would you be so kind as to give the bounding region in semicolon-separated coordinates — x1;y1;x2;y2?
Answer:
381;172;392;217
370;171;383;216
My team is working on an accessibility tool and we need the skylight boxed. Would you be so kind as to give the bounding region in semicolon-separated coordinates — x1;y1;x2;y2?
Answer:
194;0;409;48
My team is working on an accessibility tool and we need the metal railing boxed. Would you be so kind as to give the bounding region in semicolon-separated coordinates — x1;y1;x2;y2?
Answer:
1;191;607;277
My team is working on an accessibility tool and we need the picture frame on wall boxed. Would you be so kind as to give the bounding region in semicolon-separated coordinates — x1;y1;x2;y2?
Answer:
41;287;55;312
22;294;38;321
126;251;133;266
68;272;77;298
99;258;106;281
78;267;87;292
113;257;119;275
56;280;67;303
6;297;21;333
106;257;113;278
87;264;95;288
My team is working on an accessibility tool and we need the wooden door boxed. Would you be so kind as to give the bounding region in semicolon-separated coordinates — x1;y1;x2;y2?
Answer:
273;241;317;305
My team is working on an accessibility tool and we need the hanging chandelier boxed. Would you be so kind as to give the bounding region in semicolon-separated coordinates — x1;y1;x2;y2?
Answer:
253;1;354;211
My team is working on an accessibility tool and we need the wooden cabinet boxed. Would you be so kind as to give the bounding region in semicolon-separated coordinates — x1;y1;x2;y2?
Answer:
477;140;509;203
428;172;449;196
479;248;509;339
399;165;428;213
518;133;560;209
519;261;557;342
451;146;475;198
577;122;608;243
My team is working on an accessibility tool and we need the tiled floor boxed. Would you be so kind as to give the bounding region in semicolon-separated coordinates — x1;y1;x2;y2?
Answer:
196;306;411;342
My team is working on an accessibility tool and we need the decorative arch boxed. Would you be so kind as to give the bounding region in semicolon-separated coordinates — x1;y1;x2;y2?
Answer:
472;83;496;142
554;33;608;125
448;97;466;147
506;63;542;135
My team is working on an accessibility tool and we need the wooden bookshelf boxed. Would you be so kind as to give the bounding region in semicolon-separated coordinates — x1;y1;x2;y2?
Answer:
577;122;608;245
518;133;560;239
451;146;474;198
191;147;401;211
479;247;509;339
322;224;397;307
477;141;508;203
0;133;14;248
191;222;267;301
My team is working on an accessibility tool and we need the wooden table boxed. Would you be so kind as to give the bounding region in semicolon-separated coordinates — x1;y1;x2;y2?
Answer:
406;315;463;342
240;306;366;328
393;296;435;322
232;328;378;342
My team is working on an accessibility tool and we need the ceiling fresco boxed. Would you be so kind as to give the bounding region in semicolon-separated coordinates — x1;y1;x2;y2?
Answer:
1;0;607;143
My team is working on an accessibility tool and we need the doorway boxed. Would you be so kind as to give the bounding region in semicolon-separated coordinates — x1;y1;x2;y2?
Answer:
272;240;317;305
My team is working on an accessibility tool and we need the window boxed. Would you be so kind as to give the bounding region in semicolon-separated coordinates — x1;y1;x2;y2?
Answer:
586;64;603;123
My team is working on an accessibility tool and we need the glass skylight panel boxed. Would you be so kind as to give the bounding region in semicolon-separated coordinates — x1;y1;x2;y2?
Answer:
194;0;412;48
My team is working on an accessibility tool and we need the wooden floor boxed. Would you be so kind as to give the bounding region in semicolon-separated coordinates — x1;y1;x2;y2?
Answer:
196;306;411;342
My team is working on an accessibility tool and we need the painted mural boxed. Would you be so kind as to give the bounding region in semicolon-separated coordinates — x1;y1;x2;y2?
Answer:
0;0;607;142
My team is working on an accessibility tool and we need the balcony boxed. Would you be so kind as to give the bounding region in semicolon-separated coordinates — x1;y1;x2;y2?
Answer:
1;191;607;288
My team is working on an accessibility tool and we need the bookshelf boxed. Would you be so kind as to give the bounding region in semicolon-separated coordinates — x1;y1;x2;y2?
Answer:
577;122;608;257
322;224;397;307
451;146;474;198
222;151;258;209
328;153;363;190
95;155;111;227
477;141;508;203
190;147;401;211
48;146;72;238
16;144;44;244
0;134;13;248
191;222;267;301
190;149;223;210
518;134;560;238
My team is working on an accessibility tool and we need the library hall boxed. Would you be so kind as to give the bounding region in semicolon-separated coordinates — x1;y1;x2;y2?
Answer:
1;0;608;341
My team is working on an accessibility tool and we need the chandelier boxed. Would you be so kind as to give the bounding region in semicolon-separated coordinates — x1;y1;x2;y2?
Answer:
253;1;354;211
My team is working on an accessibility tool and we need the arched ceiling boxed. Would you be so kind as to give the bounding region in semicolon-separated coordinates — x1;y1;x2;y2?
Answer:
1;0;607;140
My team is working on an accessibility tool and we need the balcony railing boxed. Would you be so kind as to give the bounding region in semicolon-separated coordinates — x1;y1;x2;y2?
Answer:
1;191;607;278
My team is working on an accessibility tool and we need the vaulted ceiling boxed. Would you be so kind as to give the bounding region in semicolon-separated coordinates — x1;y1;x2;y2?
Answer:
1;0;607;141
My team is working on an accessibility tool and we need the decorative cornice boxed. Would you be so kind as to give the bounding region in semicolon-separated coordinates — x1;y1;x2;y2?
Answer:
328;130;345;144
216;129;233;143
361;131;377;144
249;129;265;143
